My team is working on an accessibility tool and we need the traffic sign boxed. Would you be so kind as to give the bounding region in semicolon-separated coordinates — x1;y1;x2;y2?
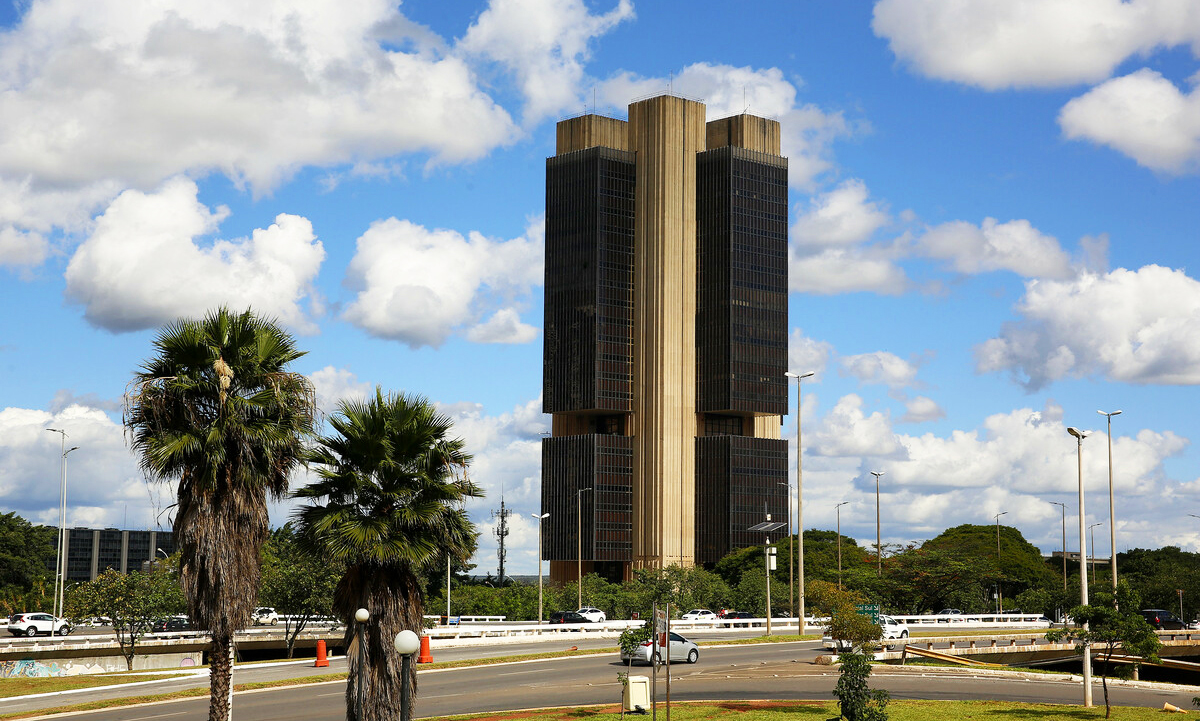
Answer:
856;604;880;624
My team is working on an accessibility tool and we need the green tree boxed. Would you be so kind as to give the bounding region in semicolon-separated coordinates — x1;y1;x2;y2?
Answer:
922;524;1056;607
881;544;996;614
296;389;481;721
66;567;185;670
260;524;341;658
125;307;317;721
0;514;56;598
1048;583;1162;718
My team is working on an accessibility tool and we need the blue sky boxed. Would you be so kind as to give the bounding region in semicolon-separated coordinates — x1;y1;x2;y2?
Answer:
2;0;1200;578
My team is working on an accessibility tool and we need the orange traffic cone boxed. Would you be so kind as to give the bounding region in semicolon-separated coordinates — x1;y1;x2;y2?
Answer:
314;639;329;667
417;635;433;664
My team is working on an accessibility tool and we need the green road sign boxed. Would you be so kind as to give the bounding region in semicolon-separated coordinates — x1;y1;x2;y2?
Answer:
856;604;880;623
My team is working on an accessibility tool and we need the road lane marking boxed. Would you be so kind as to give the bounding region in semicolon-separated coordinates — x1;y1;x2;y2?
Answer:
496;669;545;676
126;713;187;721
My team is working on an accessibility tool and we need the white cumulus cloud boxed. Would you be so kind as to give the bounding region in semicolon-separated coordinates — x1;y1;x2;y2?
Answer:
309;366;372;416
792;179;889;249
871;0;1198;90
977;265;1200;389
0;0;518;247
459;0;634;124
900;396;945;424
64;177;325;333
810;394;904;458
597;62;855;188
1059;69;1200;174
840;352;920;389
342;217;543;348
917;218;1074;279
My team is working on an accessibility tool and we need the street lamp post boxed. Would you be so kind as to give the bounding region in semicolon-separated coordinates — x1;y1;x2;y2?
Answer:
835;502;849;591
46;428;69;619
785;370;814;634
871;471;885;576
994;511;1008;614
1068;426;1093;708
532;512;550;623
749;518;787;636
779;481;793;617
1097;410;1122;593
393;630;420;721
1089;522;1103;581
576;488;592;610
1050;501;1067;591
354;608;369;721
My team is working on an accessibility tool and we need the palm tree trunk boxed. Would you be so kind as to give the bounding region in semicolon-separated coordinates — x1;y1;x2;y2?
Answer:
209;634;233;721
340;567;423;721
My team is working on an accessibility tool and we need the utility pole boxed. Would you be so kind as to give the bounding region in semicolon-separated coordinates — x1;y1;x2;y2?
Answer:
491;496;512;586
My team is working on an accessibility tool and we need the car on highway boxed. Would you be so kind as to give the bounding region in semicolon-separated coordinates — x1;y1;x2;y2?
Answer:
681;609;716;621
576;607;606;622
880;615;910;639
8;613;71;637
1140;609;1188;630
620;631;699;665
252;607;280;626
720;611;757;627
150;616;193;633
936;608;965;623
549;611;592;624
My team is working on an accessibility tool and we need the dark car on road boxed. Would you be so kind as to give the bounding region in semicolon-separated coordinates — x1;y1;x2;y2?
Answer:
548;611;591;624
150;617;193;633
1140;609;1188;630
720;611;757;628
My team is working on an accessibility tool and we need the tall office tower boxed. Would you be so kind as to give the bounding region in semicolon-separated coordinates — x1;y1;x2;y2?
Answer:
542;95;789;583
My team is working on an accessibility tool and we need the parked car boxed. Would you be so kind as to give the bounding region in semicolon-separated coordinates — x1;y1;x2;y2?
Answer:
150;616;193;633
879;615;910;639
252;607;279;626
8;613;71;637
1140;609;1188;630
576;607;606;622
620;631;699;665
549;611;591;624
681;609;716;621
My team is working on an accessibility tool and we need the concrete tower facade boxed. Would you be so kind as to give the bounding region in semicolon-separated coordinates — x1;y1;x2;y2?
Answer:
541;95;789;584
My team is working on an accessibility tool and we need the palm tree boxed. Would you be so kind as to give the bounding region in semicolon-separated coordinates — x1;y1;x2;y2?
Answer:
295;389;480;721
124;308;316;721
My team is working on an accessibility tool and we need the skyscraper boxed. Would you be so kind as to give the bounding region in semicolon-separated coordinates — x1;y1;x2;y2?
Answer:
541;94;789;583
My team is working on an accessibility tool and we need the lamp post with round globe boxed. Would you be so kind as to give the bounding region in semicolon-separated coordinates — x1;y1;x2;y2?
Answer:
394;629;420;721
355;608;369;721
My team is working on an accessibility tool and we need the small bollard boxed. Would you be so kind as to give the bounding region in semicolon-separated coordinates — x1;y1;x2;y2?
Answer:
417;635;433;664
314;639;329;667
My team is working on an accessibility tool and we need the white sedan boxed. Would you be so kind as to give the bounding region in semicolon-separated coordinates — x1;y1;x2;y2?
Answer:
880;615;910;639
576;607;606;622
681;609;717;621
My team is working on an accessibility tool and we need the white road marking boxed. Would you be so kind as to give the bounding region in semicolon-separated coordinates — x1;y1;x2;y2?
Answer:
126;713;187;721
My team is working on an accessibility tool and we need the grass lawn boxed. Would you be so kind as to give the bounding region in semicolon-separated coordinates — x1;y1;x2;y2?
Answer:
436;699;1193;721
0;672;193;699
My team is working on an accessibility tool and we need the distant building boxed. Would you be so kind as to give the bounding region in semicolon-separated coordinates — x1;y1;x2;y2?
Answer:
51;528;175;581
540;95;790;583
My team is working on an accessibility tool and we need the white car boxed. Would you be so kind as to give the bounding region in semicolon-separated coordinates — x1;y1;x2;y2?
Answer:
576;607;606;623
879;615;910;639
8;613;71;637
252;607;279;626
681;609;717;621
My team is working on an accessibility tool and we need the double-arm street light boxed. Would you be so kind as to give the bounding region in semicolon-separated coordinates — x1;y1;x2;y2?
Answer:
532;512;550;623
871;471;885;576
835;501;850;590
1098;410;1122;592
1050;501;1067;591
994;511;1008;613
1068;425;1093;708
785;370;814;633
576;488;592;609
46;428;78;620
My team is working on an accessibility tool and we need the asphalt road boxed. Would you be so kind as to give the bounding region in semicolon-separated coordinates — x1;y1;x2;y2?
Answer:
5;639;1197;720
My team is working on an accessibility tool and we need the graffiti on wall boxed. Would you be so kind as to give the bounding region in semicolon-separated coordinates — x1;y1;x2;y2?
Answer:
0;658;113;677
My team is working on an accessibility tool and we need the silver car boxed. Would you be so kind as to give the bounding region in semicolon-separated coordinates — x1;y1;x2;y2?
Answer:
621;631;699;665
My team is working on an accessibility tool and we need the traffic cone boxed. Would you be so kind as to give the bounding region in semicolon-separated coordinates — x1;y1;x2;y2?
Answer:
1162;702;1186;713
417;635;433;664
314;639;329;668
